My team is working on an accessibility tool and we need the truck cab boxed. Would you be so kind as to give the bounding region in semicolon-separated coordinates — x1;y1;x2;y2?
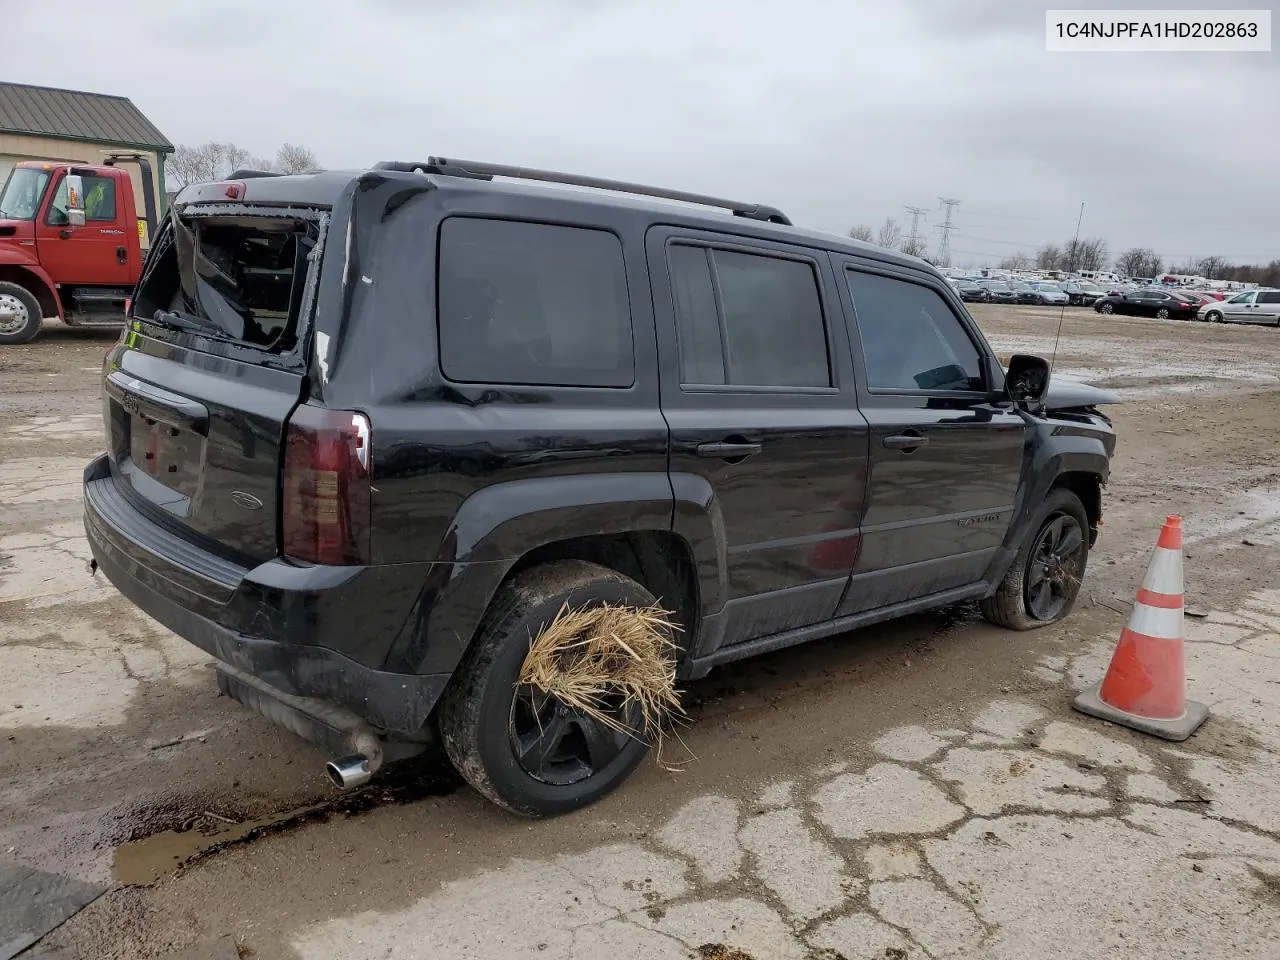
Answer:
0;157;157;344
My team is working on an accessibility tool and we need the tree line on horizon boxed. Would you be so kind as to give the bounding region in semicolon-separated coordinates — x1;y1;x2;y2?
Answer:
848;222;1278;287
166;141;321;189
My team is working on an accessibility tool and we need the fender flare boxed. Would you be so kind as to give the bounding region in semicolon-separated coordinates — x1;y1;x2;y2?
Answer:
0;257;62;319
382;472;729;677
986;429;1112;587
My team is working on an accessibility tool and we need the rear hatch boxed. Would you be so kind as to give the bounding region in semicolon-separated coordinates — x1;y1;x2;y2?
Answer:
102;203;328;565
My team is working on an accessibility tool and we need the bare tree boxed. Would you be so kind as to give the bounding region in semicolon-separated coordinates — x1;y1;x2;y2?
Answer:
276;143;320;175
221;142;251;173
876;217;902;249
1035;244;1062;270
900;235;928;258
1061;239;1083;272
1194;255;1232;280
166;141;322;187
1114;247;1162;279
847;224;875;242
1222;259;1280;287
1078;237;1109;272
999;251;1031;271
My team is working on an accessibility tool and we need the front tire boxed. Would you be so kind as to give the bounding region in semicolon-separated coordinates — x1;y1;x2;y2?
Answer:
0;282;42;345
1205;310;1223;323
1097;301;1114;315
981;488;1090;631
438;560;673;818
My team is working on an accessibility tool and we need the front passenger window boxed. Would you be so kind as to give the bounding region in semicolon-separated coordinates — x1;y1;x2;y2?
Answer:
846;270;984;392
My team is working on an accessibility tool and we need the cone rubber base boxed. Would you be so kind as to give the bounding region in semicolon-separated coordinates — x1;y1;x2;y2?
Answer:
1072;683;1209;742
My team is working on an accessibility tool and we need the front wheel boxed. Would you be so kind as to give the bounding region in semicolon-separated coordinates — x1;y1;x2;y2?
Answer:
438;560;677;817
1205;310;1223;323
1097;301;1114;315
0;282;42;345
981;488;1090;631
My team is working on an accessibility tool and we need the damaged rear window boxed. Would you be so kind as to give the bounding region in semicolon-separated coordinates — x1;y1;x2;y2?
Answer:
134;212;322;352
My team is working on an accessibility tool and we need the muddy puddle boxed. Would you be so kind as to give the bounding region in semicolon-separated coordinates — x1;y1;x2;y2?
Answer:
112;761;461;886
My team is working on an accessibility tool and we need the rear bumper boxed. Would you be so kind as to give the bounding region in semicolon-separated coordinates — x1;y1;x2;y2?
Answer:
82;455;447;733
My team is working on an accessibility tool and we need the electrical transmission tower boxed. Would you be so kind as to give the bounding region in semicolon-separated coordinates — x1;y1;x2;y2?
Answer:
903;206;927;256
936;197;961;268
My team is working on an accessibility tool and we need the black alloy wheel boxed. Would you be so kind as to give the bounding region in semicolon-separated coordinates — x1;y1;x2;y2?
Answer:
509;688;639;786
1025;512;1086;622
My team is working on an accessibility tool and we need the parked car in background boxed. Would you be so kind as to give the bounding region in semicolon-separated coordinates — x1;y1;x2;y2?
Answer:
978;280;1018;303
1028;282;1070;306
953;280;991;303
1094;289;1201;320
1006;281;1041;305
1062;281;1106;306
1178;292;1217;307
1199;290;1280;326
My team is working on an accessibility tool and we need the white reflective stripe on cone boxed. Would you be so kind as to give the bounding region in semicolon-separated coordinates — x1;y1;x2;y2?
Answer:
1128;602;1184;640
1142;547;1183;594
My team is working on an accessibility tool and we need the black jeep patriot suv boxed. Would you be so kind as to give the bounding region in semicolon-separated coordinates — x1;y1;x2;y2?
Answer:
84;157;1116;816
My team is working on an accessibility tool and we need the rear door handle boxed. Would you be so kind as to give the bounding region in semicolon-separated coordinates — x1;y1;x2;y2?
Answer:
696;440;762;460
883;433;929;450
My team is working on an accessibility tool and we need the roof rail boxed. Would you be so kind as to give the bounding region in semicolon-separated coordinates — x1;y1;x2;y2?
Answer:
227;168;282;180
373;157;792;225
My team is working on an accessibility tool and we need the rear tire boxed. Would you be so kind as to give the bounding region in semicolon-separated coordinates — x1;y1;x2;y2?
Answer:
1156;308;1170;319
0;282;42;345
438;560;672;818
981;488;1090;631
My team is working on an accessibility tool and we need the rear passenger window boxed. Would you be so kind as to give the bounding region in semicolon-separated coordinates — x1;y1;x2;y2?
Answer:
846;270;984;392
668;244;831;388
1258;292;1280;305
437;218;634;387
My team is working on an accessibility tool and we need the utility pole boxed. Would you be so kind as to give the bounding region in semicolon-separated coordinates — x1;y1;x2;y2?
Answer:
936;197;961;268
903;206;927;257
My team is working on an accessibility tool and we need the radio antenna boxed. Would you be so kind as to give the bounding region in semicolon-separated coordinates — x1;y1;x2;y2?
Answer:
1050;201;1086;376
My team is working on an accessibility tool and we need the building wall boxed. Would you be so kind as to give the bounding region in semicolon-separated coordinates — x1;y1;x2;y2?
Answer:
0;132;167;247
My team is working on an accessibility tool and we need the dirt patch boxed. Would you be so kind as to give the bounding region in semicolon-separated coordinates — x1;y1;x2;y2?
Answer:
110;758;461;885
697;945;757;960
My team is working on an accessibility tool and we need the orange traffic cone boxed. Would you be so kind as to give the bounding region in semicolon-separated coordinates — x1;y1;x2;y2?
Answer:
1073;515;1209;741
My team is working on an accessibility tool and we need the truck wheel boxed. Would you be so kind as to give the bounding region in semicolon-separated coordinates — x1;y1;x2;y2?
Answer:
0;283;42;344
438;560;675;818
981;488;1090;631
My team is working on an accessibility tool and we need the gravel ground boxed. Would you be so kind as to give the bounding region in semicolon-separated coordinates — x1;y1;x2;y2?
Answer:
2;306;1279;960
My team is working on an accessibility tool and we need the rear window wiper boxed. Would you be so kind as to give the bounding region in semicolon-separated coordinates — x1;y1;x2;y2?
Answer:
150;308;225;337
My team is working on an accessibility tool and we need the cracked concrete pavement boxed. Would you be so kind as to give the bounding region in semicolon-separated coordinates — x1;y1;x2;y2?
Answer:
4;313;1280;959
286;595;1280;960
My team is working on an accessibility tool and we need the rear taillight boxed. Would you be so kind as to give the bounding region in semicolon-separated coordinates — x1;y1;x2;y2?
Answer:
282;405;371;565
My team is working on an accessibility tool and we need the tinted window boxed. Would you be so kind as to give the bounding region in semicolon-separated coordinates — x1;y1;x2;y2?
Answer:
437;218;633;388
668;245;724;385
846;270;984;392
1257;292;1280;304
667;244;831;388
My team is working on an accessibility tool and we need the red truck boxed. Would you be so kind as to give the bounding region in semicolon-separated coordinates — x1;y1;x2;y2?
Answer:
0;155;159;344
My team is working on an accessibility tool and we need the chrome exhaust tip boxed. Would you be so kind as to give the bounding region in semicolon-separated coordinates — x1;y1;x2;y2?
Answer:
326;754;374;790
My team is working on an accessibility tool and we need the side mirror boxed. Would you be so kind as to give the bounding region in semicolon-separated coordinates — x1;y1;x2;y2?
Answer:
1005;354;1050;406
64;174;86;227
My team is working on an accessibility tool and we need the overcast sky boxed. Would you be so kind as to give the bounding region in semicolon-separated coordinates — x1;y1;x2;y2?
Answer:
8;0;1276;267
